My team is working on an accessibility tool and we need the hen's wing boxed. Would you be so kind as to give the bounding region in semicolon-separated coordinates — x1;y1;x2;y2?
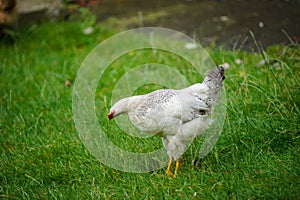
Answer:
128;85;210;135
128;89;183;134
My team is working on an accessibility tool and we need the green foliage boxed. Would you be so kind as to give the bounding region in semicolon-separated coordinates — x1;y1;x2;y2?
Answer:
63;1;97;28
0;22;299;199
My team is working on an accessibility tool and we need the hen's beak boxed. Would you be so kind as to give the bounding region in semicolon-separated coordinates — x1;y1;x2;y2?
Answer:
108;111;114;120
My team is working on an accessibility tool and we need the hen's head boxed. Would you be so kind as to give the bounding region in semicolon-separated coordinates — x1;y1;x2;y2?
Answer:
107;97;130;120
108;110;115;120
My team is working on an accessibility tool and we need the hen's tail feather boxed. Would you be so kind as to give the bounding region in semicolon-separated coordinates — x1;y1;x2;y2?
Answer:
203;66;225;104
204;66;225;83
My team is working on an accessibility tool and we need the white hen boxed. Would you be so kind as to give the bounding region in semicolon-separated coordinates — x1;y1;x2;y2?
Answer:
108;66;225;176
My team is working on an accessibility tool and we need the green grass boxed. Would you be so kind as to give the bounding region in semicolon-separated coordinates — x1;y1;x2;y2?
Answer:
1;21;299;199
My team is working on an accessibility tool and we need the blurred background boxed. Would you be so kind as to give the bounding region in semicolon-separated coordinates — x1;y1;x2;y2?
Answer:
1;1;299;199
1;0;300;50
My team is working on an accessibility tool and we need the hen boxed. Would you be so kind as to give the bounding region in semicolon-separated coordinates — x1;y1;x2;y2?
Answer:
108;66;225;176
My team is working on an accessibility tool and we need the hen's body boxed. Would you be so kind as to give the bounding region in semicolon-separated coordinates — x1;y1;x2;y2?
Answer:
108;66;225;176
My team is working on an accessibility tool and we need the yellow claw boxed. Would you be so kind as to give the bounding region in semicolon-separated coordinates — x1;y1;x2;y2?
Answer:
165;157;181;178
166;157;174;176
174;161;181;178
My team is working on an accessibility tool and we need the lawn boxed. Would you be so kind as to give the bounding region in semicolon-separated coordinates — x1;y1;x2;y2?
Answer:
1;21;299;199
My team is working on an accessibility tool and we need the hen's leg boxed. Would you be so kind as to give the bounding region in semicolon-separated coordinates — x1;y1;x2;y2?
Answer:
174;160;181;177
166;157;174;176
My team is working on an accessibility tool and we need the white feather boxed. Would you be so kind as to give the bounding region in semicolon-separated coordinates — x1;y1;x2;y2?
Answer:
109;67;225;160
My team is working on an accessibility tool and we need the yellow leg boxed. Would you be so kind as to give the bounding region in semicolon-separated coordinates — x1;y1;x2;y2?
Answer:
166;157;174;176
173;161;181;178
